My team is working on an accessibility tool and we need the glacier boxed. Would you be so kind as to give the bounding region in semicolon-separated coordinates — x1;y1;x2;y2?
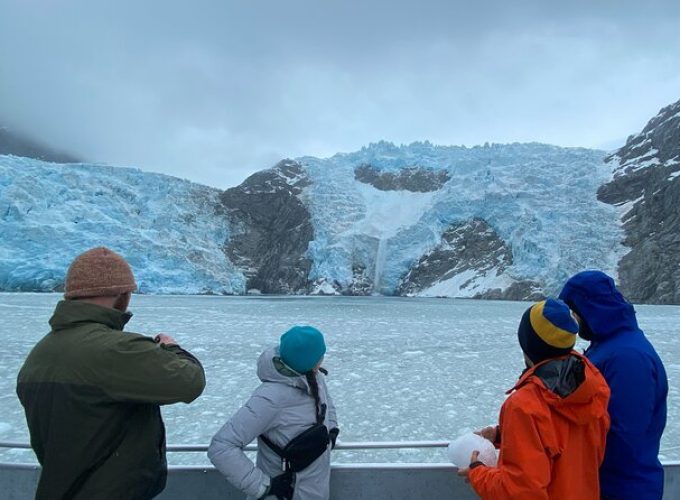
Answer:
1;140;627;298
0;155;246;294
300;141;626;297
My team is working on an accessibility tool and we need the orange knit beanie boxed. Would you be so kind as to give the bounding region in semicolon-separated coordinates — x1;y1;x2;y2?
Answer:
64;247;137;299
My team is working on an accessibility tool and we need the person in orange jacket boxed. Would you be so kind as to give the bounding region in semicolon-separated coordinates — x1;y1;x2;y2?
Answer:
457;298;611;500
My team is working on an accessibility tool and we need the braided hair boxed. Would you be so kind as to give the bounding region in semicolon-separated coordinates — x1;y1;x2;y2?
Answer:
305;371;326;423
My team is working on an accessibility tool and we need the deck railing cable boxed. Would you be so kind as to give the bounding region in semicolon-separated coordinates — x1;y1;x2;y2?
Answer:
3;440;680;457
0;440;449;453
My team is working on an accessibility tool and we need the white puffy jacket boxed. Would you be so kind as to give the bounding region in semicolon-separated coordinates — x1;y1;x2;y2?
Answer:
208;346;337;500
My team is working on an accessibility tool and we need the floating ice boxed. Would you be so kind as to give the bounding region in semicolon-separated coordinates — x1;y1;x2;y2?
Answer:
447;432;498;467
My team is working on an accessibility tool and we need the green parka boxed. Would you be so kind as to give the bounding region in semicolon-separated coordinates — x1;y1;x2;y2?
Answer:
16;300;206;500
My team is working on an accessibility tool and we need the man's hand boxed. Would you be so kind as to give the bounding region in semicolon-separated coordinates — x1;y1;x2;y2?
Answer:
154;333;178;346
475;425;498;443
457;450;480;480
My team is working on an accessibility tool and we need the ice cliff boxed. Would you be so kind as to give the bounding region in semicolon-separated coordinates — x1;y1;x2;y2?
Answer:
0;156;245;294
2;98;679;302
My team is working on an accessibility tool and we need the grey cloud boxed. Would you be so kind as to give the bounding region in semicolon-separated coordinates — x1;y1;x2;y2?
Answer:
1;1;679;188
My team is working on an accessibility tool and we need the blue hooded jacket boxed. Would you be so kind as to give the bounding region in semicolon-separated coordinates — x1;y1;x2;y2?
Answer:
559;271;668;500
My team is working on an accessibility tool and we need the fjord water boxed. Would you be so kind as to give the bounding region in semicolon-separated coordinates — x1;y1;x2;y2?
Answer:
1;294;678;465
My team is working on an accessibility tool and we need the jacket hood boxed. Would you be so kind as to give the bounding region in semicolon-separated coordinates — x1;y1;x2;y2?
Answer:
511;353;610;425
256;346;310;392
49;300;132;332
558;270;640;341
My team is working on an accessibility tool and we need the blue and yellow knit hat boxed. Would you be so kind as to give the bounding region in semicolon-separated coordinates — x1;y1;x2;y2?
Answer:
518;298;579;364
279;326;326;374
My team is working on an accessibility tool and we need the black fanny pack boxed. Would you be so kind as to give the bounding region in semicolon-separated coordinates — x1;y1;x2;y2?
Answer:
260;403;329;472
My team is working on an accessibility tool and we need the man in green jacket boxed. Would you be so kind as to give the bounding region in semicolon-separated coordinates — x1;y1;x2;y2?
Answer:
16;247;206;500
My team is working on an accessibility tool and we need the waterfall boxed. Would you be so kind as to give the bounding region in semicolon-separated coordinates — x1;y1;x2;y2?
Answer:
373;237;387;295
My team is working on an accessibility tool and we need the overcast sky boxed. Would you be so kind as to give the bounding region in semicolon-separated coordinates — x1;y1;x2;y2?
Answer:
1;1;679;189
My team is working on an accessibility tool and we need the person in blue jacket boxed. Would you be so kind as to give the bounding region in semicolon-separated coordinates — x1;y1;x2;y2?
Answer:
559;270;668;499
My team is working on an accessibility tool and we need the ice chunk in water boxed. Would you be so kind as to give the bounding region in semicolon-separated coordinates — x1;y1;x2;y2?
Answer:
447;432;497;467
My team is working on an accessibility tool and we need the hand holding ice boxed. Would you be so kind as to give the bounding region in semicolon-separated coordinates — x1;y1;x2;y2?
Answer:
447;432;497;467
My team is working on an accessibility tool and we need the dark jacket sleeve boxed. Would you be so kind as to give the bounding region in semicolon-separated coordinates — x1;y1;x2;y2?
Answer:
603;348;655;434
598;347;658;474
91;332;206;404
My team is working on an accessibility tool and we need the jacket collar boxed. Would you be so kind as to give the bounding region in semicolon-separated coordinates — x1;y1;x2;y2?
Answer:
508;351;609;424
257;346;312;392
508;351;583;395
49;300;133;332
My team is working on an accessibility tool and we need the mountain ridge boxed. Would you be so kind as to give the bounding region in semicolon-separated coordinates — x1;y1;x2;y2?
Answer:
2;99;679;303
0;127;80;164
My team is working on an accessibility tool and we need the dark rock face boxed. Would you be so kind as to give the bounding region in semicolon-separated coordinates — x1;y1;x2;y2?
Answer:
219;160;314;294
613;102;680;169
598;99;680;304
354;164;450;192
347;264;374;295
397;218;536;299
0;127;80;163
475;280;544;301
343;234;384;296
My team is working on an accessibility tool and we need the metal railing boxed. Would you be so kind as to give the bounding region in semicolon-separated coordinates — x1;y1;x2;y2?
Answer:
3;441;680;500
165;440;450;453
4;439;680;456
0;440;451;453
0;442;31;450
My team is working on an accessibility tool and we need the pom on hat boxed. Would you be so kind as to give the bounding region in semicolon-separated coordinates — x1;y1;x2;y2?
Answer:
279;326;326;374
518;298;578;364
64;247;137;299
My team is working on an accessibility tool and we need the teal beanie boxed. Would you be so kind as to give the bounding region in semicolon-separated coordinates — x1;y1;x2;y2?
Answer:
279;326;326;374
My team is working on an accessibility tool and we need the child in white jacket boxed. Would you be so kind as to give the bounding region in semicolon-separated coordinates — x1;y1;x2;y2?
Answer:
208;326;338;500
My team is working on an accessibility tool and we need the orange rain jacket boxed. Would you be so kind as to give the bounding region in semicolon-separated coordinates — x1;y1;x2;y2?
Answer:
468;352;610;500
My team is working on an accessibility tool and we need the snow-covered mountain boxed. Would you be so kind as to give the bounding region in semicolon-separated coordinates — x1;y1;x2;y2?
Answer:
598;99;680;303
2;98;679;302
